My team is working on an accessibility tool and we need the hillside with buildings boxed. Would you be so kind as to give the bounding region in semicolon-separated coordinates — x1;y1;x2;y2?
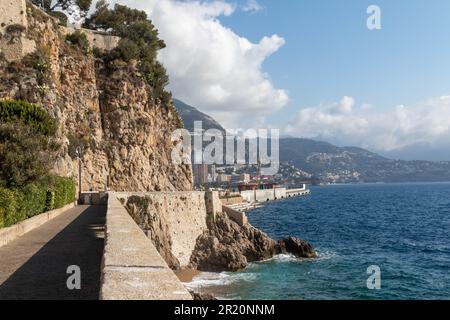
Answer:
175;100;450;185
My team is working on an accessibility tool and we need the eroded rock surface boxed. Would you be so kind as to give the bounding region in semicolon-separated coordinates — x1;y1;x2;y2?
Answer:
189;212;317;272
0;4;192;192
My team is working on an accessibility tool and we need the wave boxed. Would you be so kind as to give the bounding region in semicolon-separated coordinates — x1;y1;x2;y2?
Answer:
315;250;338;261
184;271;257;290
260;250;338;263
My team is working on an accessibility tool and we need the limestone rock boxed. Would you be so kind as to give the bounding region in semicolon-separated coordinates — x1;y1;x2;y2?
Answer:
189;290;217;300
0;5;192;192
189;212;317;272
276;236;317;258
189;212;274;272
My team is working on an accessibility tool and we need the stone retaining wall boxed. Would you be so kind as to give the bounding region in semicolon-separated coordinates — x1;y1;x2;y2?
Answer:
0;0;119;62
222;205;248;226
100;193;192;300
114;191;221;268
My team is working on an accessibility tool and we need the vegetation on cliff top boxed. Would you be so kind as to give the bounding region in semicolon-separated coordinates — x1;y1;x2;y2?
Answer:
84;1;175;112
31;0;92;25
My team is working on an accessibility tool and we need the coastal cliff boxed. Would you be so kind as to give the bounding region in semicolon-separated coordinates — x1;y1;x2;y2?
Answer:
125;194;317;273
0;3;192;192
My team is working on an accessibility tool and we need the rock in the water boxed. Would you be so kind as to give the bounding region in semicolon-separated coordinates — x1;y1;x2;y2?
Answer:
189;212;276;272
189;290;217;300
276;236;317;258
189;212;316;272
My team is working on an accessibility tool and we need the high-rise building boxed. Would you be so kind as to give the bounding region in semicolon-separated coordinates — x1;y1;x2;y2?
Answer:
193;164;209;186
210;164;217;183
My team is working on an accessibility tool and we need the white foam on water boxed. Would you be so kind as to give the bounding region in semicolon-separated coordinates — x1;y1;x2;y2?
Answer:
184;271;257;290
263;253;298;263
315;250;338;261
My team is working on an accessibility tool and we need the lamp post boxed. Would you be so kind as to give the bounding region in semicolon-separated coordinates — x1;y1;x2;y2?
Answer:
75;147;82;204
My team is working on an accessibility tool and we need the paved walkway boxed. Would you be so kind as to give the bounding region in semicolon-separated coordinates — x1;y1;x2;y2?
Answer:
0;205;106;300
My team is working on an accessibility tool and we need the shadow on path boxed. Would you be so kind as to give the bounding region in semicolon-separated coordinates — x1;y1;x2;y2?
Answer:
0;206;105;300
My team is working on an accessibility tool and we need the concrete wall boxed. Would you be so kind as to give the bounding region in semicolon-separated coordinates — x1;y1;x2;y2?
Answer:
274;187;287;200
0;0;28;32
114;191;221;268
101;194;192;300
240;187;288;203
222;205;248;226
0;1;118;62
0;202;75;247
220;195;244;206
0;0;36;62
60;27;120;52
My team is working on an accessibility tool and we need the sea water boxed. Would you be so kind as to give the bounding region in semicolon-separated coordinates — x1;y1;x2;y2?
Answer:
185;183;450;300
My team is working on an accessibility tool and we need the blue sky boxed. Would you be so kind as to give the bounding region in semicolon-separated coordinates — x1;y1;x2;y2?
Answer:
128;0;450;160
219;0;450;126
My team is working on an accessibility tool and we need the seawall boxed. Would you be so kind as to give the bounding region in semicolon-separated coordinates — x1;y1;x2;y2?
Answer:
100;193;192;300
114;191;222;268
240;186;309;203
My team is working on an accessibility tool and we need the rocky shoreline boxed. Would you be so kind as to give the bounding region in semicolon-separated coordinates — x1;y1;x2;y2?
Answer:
188;211;316;272
125;196;317;299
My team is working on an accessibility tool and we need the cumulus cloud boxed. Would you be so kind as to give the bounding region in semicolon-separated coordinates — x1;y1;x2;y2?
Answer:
242;0;264;13
285;95;450;153
108;0;288;128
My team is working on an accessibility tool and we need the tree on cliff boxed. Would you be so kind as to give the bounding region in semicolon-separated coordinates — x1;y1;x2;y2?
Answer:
32;0;92;23
34;0;92;12
84;1;173;107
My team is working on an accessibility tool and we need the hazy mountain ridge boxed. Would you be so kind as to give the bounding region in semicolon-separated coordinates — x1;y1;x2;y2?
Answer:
175;100;450;183
173;99;225;133
280;138;450;183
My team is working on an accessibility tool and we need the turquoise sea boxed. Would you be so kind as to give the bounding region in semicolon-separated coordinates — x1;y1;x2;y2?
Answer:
186;183;450;299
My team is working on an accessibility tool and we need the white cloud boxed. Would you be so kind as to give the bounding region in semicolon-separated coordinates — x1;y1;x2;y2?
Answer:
108;0;288;128
285;95;450;153
242;0;264;13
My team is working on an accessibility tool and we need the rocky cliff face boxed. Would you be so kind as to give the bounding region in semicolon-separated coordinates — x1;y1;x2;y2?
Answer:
189;212;317;272
0;5;192;192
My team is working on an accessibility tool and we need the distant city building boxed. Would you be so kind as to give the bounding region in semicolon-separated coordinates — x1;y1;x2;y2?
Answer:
210;164;217;183
230;173;251;185
193;164;209;186
217;174;231;183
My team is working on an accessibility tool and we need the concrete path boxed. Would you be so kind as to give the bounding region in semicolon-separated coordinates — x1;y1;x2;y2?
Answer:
0;205;105;300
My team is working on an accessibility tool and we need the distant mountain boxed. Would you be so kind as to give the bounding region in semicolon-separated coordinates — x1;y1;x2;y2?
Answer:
174;100;450;183
279;138;450;183
173;99;225;133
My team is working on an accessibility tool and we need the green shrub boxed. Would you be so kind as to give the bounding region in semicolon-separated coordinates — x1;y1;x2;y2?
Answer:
31;0;52;9
0;100;59;188
46;10;68;26
52;177;76;209
46;190;55;211
0;188;15;227
23;46;52;86
0;177;75;229
17;183;48;219
126;195;151;212
0;187;18;227
0;100;57;136
66;30;90;53
6;24;26;35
